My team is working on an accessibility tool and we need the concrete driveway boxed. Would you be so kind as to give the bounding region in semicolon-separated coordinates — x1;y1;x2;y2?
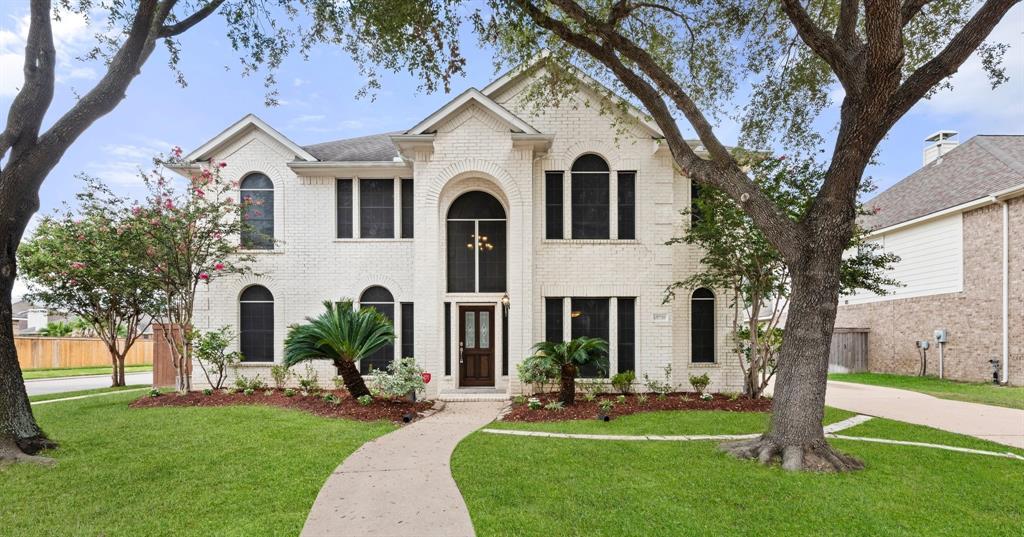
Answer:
25;371;152;396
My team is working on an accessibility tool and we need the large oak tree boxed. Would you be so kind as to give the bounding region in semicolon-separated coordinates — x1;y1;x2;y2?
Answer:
0;0;461;463
351;0;1018;470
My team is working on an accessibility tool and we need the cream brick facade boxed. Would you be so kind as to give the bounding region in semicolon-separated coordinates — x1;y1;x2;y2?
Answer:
181;69;742;395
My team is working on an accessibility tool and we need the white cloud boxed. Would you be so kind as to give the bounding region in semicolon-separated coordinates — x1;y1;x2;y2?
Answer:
293;77;309;87
0;9;98;98
913;16;1024;132
86;138;172;185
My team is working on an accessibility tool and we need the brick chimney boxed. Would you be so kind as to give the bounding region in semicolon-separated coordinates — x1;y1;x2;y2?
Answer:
923;130;958;166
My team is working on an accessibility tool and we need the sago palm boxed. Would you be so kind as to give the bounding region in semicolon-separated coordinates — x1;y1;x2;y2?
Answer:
529;337;608;405
283;300;394;399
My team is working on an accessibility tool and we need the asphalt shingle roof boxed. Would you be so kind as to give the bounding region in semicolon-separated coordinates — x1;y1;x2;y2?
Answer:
862;135;1024;230
302;132;401;162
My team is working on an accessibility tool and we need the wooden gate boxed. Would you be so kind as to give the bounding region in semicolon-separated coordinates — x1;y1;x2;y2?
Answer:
829;328;869;373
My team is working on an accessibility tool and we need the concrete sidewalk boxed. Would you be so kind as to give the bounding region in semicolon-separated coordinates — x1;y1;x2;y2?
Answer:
301;401;505;537
824;380;1024;449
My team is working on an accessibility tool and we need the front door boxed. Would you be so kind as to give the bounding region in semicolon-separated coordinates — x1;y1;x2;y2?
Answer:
459;306;495;387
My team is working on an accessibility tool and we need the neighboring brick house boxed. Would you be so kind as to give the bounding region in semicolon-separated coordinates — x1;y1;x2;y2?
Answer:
836;133;1024;385
170;64;741;397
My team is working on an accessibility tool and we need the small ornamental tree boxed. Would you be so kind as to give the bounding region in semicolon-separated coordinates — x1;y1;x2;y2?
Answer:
130;155;254;393
18;178;160;387
193;327;243;390
528;337;608;405
666;156;899;399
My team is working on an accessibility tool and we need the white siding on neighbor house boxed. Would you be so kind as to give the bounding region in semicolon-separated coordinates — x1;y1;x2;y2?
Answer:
844;212;964;304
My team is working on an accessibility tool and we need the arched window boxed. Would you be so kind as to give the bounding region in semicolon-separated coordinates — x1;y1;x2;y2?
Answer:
239;285;274;362
240;173;274;249
691;288;715;363
571;154;610;239
359;286;395;374
447;191;507;293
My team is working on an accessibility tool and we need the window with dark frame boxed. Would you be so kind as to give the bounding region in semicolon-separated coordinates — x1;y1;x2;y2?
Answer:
240;173;274;249
446;191;507;293
545;297;563;343
502;309;509;376
401;179;414;238
337;179;353;239
444;302;452;376
571;298;610;378
617;298;636;373
401;302;414;359
545;171;563;239
359;286;395;373
691;288;715;363
239;285;274;362
571;154;610;239
617;171;636;240
359;179;395;238
690;182;703;225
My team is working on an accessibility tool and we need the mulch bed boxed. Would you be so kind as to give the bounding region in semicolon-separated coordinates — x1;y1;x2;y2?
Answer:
502;392;771;422
130;389;435;423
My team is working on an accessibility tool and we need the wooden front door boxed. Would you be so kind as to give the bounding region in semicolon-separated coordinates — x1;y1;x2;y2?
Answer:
459;306;495;387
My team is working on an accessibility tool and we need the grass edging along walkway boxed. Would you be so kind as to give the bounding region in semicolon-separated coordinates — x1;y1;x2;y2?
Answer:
829;372;1024;410
29;385;149;403
3;390;395;536
453;410;1024;537
23;365;153;381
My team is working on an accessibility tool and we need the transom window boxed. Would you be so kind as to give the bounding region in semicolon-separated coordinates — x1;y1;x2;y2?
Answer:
447;191;507;293
240;173;274;249
239;285;274;362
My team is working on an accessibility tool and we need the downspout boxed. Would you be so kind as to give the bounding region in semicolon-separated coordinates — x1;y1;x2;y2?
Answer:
1000;200;1009;384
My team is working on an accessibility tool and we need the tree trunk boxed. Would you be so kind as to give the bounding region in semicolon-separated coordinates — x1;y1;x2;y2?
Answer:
559;363;577;406
0;245;56;462
338;359;371;399
117;355;126;387
722;257;863;472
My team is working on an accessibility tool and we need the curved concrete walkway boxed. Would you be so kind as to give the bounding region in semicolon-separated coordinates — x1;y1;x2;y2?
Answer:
824;380;1024;449
301;401;505;537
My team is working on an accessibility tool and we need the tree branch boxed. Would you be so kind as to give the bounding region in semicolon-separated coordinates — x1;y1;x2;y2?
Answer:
780;0;857;87
887;0;1020;123
900;0;934;26
835;0;861;48
0;0;56;163
159;0;224;38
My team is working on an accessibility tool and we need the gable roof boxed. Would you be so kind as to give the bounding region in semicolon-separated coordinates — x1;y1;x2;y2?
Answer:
405;88;540;135
302;132;402;162
862;135;1024;231
184;114;317;163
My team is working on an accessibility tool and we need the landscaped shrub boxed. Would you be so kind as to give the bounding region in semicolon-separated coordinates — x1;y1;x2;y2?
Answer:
689;373;711;395
194;327;242;390
243;388;254;396
263;389;274;396
580;379;606;398
636;393;649;405
527;397;542;410
283;388;296;397
296;363;320;394
526;337;608;405
148;388;161;398
611;370;636;394
544;401;564;411
616;394;626;405
598;399;614;415
234;374;266;392
644;364;674;397
700;392;714;401
516;354;559;394
513;395;527;405
269;364;291;389
332;376;346;391
202;388;213;396
583;392;597;402
357;394;373;406
370;357;426;400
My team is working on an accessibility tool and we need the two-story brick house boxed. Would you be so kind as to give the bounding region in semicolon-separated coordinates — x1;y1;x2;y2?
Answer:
172;65;741;397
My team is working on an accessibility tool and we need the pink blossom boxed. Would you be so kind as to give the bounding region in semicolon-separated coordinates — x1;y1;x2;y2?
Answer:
214;262;225;271
218;161;227;168
873;206;882;214
150;218;160;226
195;188;205;198
171;146;183;157
164;198;175;210
70;261;86;270
198;272;210;281
132;206;143;216
69;278;78;285
225;197;234;204
214;232;223;239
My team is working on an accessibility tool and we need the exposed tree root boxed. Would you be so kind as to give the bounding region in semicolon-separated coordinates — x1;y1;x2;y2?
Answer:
720;436;864;472
16;434;58;455
0;437;56;467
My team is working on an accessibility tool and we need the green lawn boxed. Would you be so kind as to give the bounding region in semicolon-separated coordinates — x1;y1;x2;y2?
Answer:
830;372;1024;410
454;411;1024;537
2;391;395;536
29;384;148;403
23;364;153;380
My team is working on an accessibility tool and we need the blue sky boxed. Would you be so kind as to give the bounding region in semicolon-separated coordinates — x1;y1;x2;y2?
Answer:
2;4;1022;299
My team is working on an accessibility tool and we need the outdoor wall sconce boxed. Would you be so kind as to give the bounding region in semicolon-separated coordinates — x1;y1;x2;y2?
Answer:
501;293;511;314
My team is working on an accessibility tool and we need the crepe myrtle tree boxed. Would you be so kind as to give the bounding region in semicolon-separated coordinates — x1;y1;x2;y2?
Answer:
18;177;162;388
283;300;396;400
131;156;255;394
342;0;1018;470
0;0;466;462
665;156;900;399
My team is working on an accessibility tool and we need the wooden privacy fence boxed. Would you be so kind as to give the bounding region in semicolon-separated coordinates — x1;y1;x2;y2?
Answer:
15;337;153;370
828;328;869;373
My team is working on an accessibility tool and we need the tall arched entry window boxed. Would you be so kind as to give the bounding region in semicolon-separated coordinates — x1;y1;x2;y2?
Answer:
359;286;395;374
447;191;507;293
691;288;715;363
239;285;274;362
240;173;274;249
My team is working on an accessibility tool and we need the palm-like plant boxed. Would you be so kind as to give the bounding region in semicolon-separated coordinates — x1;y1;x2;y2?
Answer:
529;337;608;405
283;300;394;399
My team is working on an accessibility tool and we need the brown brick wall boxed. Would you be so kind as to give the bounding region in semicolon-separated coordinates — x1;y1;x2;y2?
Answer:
835;196;1023;384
